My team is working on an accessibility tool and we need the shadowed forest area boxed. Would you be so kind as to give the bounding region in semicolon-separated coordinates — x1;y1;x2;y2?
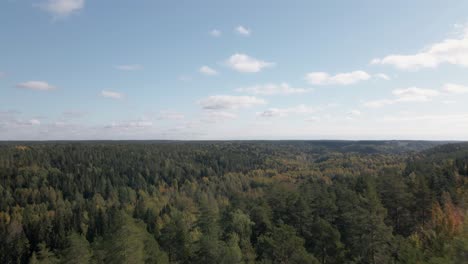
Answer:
0;141;467;263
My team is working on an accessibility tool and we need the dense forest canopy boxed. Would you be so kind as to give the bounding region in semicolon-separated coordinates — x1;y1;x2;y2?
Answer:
0;141;467;263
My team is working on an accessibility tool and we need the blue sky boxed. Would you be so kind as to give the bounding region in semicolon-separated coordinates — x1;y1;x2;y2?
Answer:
1;0;468;140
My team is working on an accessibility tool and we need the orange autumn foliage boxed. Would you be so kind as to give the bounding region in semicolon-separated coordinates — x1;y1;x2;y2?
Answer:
430;196;464;238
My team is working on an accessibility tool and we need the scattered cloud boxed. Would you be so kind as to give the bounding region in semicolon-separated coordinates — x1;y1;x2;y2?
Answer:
235;26;251;36
392;87;440;102
199;66;218;76
226;53;275;73
29;119;41;125
346;110;362;120
0;118;41;127
442;100;457;105
16;81;56;91
236;83;311;95
210;29;221;37
349;110;362;116
305;116;321;122
375;73;391;80
363;99;395;108
383;113;468;123
38;0;85;17
114;64;143;71
442;83;468;94
101;90;124;99
157;111;185;120
105;120;153;129
257;104;317;118
364;87;440;108
62;111;87;119
199;95;266;110
371;26;468;70
201;111;238;123
453;23;466;31
305;71;371;85
12;119;41;126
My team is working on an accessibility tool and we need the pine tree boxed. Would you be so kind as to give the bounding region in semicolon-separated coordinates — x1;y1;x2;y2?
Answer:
60;233;92;264
257;224;319;264
220;233;243;264
100;212;168;264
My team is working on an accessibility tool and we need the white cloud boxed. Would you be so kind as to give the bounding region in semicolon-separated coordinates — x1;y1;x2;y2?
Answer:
383;113;468;123
371;26;468;70
199;95;266;110
236;26;251;36
235;83;311;95
16;81;56;91
371;54;438;70
442;100;457;105
105;120;153;129
226;53;274;73
453;23;466;30
257;104;317;118
199;66;218;76
62;111;87;119
0;117;41;128
349;110;362;116
305;116;320;122
392;87;440;102
375;73;390;80
39;0;85;17
29;119;41;125
364;87;440;108
210;29;221;37
101;90;124;99
157;111;185;120
114;64;143;71
201;111;238;123
346;110;362;120
442;83;468;94
305;71;371;85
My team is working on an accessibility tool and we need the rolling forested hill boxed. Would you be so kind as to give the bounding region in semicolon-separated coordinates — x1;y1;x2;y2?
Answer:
0;141;466;263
